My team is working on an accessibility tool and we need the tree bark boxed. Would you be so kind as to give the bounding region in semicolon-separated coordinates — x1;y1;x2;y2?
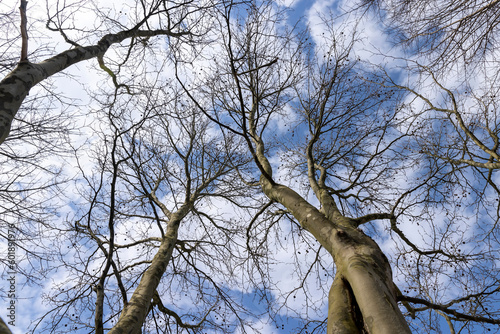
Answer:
0;29;185;145
0;318;11;334
108;207;188;334
328;274;361;333
259;177;412;333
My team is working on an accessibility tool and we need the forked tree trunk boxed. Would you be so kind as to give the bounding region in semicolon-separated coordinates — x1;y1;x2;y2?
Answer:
260;179;411;334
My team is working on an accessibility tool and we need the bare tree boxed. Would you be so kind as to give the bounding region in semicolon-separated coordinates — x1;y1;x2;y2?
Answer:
30;76;263;333
361;0;500;71
179;2;408;332
178;1;500;332
0;0;215;145
3;0;500;333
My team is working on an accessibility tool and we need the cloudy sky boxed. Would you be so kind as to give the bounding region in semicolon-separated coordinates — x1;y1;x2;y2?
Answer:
1;0;497;333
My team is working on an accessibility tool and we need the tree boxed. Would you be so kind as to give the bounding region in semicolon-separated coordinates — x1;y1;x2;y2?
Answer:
362;0;500;71
2;0;500;333
29;76;266;333
0;0;213;145
177;1;500;332
178;2;411;332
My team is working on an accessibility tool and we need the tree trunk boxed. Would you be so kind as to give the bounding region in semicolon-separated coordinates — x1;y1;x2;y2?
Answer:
260;178;411;334
328;273;361;333
0;318;11;334
108;208;187;334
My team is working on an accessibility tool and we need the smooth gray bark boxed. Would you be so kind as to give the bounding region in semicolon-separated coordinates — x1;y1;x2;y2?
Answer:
259;176;411;333
328;274;360;333
108;206;188;334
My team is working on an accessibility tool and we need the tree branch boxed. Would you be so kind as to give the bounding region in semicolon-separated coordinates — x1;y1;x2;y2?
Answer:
19;0;28;61
398;295;500;324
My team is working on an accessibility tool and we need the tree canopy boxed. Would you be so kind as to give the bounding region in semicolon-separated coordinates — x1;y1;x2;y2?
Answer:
1;0;500;333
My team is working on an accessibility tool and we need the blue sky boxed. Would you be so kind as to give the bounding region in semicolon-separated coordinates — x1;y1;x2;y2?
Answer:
1;0;499;333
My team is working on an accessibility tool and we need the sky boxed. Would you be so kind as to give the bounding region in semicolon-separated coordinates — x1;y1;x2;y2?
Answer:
0;0;499;333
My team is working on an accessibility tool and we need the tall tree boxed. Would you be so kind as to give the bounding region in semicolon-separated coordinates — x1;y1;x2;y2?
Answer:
0;0;214;145
178;2;410;332
363;0;500;71
31;79;261;333
178;1;500;332
2;0;500;333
